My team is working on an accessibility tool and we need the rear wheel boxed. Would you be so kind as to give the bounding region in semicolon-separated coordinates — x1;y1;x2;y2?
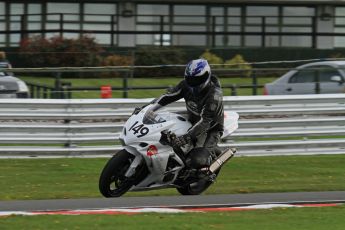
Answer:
177;180;212;195
176;170;220;195
99;150;135;197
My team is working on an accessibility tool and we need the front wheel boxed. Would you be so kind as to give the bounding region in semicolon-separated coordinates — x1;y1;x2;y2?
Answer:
99;150;135;197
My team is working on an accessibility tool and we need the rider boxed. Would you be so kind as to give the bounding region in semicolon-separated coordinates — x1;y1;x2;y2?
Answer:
136;59;224;170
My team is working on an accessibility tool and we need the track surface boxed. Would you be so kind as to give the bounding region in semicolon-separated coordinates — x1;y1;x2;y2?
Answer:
0;191;344;212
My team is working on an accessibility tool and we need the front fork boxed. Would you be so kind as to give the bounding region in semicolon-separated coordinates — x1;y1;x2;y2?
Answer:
124;154;143;178
122;146;147;179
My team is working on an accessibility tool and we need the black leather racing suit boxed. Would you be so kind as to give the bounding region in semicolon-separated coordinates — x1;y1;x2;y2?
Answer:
154;75;224;158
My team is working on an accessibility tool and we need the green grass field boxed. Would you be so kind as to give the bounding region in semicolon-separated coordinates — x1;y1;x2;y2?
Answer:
1;205;344;230
1;154;344;229
0;154;344;201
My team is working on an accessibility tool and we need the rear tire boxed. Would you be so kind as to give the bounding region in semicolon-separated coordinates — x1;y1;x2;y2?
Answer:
176;170;220;195
99;150;135;197
176;179;213;195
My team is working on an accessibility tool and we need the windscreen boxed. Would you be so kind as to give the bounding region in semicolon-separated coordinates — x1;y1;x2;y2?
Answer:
142;104;166;125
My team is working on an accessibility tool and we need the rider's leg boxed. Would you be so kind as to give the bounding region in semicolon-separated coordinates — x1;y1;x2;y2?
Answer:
187;130;222;168
203;130;223;158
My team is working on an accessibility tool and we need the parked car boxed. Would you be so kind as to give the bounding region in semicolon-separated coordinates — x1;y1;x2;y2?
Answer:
0;61;29;98
264;61;345;95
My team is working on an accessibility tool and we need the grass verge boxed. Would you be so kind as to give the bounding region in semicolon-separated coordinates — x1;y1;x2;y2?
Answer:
0;154;344;200
0;205;344;230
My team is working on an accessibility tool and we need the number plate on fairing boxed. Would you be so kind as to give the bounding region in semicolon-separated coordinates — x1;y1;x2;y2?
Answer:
128;121;150;138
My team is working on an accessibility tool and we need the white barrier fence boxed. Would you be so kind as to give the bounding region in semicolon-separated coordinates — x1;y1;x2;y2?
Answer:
0;94;345;158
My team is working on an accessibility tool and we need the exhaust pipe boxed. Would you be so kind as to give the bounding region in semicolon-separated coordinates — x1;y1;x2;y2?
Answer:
209;148;236;173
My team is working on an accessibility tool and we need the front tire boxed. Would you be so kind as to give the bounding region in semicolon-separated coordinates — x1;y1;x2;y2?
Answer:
99;150;135;197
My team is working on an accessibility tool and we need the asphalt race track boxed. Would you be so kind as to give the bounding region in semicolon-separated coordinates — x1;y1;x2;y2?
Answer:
0;191;344;212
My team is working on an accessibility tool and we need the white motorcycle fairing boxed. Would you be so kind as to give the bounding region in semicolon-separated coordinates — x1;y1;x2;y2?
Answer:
118;104;239;192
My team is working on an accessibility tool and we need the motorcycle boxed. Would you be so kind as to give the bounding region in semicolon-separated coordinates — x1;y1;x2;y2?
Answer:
99;103;239;197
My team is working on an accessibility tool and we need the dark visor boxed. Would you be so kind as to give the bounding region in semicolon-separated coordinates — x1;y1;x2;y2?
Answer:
185;72;209;87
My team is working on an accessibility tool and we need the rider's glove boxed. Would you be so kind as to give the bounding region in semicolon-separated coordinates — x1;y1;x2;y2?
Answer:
132;107;142;115
132;103;150;115
171;134;192;148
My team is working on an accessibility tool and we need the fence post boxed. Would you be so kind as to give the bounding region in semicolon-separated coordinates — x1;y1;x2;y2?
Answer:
54;72;62;99
252;70;258;95
43;87;48;99
37;86;41;98
231;84;237;96
122;52;136;98
315;69;321;94
62;82;72;99
123;74;128;98
29;84;35;98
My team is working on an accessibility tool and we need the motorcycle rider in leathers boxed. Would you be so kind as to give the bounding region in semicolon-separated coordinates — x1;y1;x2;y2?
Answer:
136;59;224;172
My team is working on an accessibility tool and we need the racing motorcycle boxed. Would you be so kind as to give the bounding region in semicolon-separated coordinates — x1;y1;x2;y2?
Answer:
99;104;239;197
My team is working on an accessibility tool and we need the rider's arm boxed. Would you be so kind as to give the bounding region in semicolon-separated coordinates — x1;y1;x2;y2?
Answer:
153;80;184;106
133;81;184;114
187;90;223;140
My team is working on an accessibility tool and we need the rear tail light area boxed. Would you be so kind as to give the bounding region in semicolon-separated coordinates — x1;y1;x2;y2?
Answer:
263;86;269;95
